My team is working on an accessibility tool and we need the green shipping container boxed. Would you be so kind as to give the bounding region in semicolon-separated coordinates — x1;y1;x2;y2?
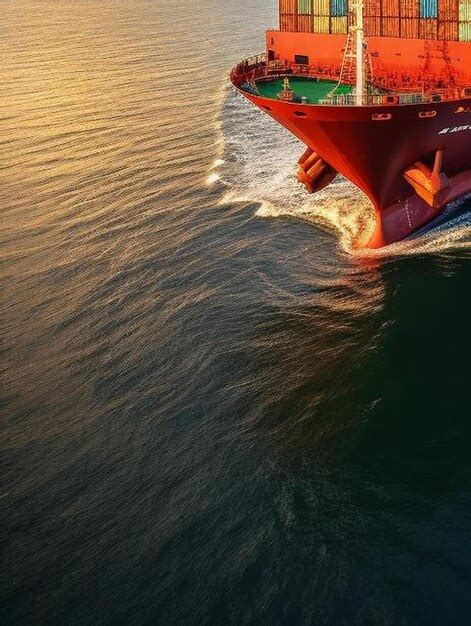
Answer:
459;20;471;39
459;0;470;21
298;0;312;13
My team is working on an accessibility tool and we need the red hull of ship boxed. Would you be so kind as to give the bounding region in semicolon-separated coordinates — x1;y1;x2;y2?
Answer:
237;89;471;247
231;33;471;247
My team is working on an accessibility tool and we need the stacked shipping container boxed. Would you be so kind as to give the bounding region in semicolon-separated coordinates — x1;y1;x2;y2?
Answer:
278;0;470;40
460;0;471;39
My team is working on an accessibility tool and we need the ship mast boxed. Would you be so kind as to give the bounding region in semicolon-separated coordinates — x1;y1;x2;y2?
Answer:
329;1;373;103
334;2;367;103
353;1;365;105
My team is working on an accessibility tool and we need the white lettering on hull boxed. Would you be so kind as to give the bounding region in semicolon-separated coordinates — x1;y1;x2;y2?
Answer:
438;125;471;135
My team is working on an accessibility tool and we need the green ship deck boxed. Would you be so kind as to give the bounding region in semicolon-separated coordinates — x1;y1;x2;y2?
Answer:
254;77;352;104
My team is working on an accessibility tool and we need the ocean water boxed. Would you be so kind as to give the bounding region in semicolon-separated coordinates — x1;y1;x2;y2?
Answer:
2;1;471;624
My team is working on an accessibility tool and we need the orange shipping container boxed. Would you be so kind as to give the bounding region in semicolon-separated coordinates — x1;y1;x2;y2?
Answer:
401;17;419;37
280;14;298;30
402;0;420;18
297;15;313;32
364;16;382;35
381;0;400;17
420;17;438;38
438;0;459;21
364;0;381;16
438;20;459;40
382;16;401;35
280;0;297;13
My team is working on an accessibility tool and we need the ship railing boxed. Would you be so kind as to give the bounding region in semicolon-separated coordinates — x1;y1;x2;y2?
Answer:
317;91;449;106
232;56;465;104
317;94;384;106
231;54;267;86
232;55;344;86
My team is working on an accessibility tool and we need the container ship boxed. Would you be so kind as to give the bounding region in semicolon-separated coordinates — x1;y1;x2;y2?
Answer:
230;1;471;247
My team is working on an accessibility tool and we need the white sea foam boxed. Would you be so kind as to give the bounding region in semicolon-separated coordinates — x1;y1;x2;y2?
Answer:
206;172;221;185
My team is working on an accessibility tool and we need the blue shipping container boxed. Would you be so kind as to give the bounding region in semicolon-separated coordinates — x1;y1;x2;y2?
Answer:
331;0;347;16
420;0;438;18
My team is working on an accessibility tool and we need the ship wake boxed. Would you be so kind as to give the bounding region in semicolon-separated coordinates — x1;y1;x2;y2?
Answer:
216;90;470;256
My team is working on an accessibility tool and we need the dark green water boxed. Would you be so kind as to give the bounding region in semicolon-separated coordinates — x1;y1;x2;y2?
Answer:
2;1;471;624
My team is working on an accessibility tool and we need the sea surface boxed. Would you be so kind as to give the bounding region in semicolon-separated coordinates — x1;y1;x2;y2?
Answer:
2;1;471;624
